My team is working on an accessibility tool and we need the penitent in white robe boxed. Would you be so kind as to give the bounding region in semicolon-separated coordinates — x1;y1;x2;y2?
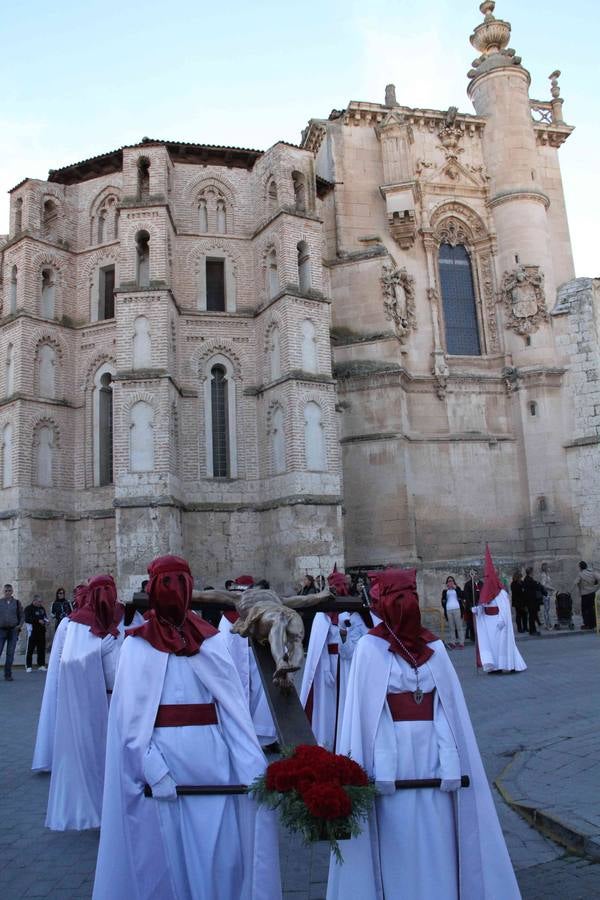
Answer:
218;615;277;746
45;619;125;830
32;615;70;772
327;635;521;900
474;590;527;673
300;612;367;750
92;631;281;900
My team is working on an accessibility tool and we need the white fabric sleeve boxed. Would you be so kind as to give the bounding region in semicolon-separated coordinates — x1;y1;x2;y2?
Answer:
434;692;461;781
339;621;365;660
373;701;398;784
142;741;171;787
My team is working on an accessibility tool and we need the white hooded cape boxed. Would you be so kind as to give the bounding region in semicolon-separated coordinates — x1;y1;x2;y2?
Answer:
475;590;527;673
327;635;521;900
45;619;124;830
92;631;281;900
32;615;70;772
218;615;276;746
299;611;366;750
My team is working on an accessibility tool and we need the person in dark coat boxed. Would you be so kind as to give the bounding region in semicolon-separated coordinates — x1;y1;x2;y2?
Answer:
510;571;527;633
522;567;542;635
462;570;483;642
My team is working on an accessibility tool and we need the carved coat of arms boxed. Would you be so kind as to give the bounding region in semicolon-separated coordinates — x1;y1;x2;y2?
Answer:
501;265;548;336
381;264;416;343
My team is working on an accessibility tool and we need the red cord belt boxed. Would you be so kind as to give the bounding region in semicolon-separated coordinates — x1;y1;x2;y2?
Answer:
154;703;218;727
327;643;339;654
483;606;499;616
387;691;434;721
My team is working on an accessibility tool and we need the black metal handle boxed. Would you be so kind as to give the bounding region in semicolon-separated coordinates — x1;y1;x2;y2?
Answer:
144;783;248;797
393;775;470;790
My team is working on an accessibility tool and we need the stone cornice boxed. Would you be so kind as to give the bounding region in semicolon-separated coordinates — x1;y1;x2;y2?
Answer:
246;371;336;396
112;493;343;513
488;189;550;210
254;286;331;315
251;206;322;240
341;430;514;445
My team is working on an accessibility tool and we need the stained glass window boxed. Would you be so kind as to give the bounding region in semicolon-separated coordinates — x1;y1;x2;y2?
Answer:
438;243;481;356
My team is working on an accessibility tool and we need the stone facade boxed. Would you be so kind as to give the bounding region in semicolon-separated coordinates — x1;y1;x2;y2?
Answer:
0;2;597;602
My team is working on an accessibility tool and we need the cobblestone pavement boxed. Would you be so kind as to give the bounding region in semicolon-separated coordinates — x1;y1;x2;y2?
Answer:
1;632;599;899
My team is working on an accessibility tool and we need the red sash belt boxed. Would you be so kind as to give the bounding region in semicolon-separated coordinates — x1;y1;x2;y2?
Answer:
483;606;499;616
154;703;218;727
327;643;339;654
387;691;434;722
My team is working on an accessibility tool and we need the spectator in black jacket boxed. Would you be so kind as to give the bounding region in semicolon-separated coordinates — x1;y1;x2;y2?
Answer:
522;568;542;635
24;595;49;671
510;571;527;633
462;570;483;642
51;587;72;627
441;576;465;649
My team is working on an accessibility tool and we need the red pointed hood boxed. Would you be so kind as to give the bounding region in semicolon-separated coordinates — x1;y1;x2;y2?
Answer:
479;545;504;605
328;563;350;597
70;574;122;638
128;555;217;655
369;568;437;666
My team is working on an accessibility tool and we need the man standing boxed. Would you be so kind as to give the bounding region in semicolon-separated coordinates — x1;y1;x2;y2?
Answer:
462;569;482;642
522;567;542;636
0;584;24;681
24;595;49;672
574;561;599;630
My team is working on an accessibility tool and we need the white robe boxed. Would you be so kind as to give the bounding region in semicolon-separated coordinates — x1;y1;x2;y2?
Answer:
218;615;277;746
300;611;367;750
92;631;281;900
474;590;527;673
45;619;125;830
327;635;521;900
32;615;70;772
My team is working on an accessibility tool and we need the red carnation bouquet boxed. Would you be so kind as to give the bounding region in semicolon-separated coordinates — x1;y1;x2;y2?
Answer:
250;744;377;861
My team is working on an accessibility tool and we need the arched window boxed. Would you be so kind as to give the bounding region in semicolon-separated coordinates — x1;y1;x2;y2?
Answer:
266;248;279;299
132;316;152;369
211;365;229;477
304;401;326;471
267;178;278;216
129;401;154;472
199;199;208;233
2;423;13;487
97;209;106;244
9;266;17;313
271;406;286;474
42;199;58;237
216;199;227;234
36;425;55;487
301;319;317;373
292;171;307;213
136;230;150;288
98;265;115;320
438;243;481;356
6;344;14;397
269;324;281;381
41;269;56;318
93;367;114;486
137;158;150;199
37;344;57;398
14;198;23;234
297;241;311;293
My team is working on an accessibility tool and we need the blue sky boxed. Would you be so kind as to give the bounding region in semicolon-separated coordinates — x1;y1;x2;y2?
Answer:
0;0;596;275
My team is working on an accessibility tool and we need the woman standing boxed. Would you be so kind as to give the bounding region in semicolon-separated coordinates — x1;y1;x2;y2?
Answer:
440;576;465;648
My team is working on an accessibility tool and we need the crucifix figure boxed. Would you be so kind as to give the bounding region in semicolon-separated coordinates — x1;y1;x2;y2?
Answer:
192;586;332;688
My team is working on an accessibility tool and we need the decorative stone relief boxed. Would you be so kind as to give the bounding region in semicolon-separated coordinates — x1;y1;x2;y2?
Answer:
432;352;450;400
501;265;548;336
479;253;499;352
381;264;416;343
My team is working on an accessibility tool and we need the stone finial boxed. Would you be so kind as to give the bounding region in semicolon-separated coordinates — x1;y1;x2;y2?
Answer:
385;84;398;107
549;70;561;99
548;70;564;124
468;1;524;80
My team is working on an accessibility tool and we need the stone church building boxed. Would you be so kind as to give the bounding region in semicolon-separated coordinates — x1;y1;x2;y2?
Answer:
1;2;598;599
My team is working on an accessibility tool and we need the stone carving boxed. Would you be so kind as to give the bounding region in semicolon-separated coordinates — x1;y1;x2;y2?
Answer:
432;352;450;400
192;586;331;688
438;106;464;173
388;210;416;249
479;253;499;351
381;264;416;343
431;203;486;241
502;365;519;394
502;265;548;336
385;84;398;107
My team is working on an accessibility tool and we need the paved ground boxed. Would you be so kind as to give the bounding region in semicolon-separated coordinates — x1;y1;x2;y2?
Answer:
1;631;599;899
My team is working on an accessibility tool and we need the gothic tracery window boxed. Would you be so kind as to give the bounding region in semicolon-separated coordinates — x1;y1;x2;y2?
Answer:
93;367;114;486
438;242;481;356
